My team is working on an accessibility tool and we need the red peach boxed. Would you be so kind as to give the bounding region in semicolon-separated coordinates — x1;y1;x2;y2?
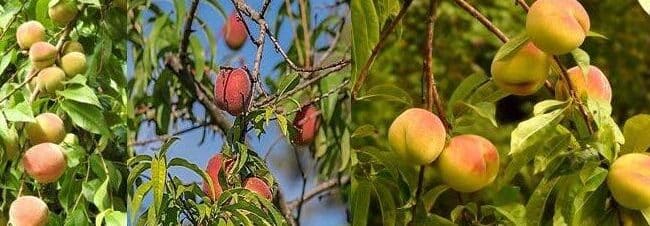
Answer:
16;21;45;49
436;135;500;192
556;65;612;103
388;108;447;165
292;105;321;145
9;196;48;226
203;154;234;200
223;12;248;50
244;177;273;200
22;143;67;183
29;42;57;69
214;68;252;116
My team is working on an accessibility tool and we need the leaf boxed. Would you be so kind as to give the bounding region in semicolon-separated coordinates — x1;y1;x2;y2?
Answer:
93;179;110;211
493;33;529;62
104;210;127;226
130;182;151;223
373;180;397;226
57;84;102;107
60;100;110;135
351;178;372;226
356;84;413;105
276;73;300;95
463;102;497;127
150;157;167;217
526;177;560;226
621;114;650;153
510;107;567;155
2;100;34;123
483;204;526;226
276;114;289;138
351;0;379;86
448;73;489;119
570;48;590;76
586;31;608;40
352;124;377;138
642;208;650;225
422;185;449;211
533;100;568;116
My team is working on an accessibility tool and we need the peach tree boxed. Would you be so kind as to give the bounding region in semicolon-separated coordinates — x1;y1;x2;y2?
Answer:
350;0;650;225
0;0;127;225
127;0;350;225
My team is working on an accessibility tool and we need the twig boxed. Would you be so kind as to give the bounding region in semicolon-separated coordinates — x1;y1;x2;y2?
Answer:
452;0;507;43
287;176;351;209
293;147;307;225
128;123;211;146
351;0;414;97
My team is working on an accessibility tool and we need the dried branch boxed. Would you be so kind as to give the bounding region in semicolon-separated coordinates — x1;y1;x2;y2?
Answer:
287;176;351;209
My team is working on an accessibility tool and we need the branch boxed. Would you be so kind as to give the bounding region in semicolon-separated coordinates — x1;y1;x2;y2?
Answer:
287;176;351;209
351;0;414;97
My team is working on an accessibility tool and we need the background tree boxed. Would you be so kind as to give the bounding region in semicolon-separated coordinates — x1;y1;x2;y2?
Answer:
0;0;128;225
350;0;650;225
127;0;351;225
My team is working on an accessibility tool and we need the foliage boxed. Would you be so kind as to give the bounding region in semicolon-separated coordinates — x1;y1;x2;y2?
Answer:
0;0;127;225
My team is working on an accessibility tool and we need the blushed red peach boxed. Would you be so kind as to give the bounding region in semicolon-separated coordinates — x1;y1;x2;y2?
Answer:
556;65;612;103
223;12;248;50
22;143;67;183
244;177;273;200
214;68;252;116
388;108;447;165
526;0;590;54
292;105;320;145
16;21;45;49
26;113;66;145
9;196;48;226
606;153;650;210
436;135;500;192
491;41;551;95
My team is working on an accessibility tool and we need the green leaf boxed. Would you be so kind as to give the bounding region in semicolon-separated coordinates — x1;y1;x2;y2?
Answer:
189;36;205;80
104;210;127;226
373;180;397;226
60;100;110;135
93;179;110;211
422;185;449;212
533;100;568;116
130;181;151;223
586;31;608;39
276;114;289;138
351;124;376;138
57;84;102;107
276;73;300;96
448;73;489;119
642;208;650;224
493;33;529;62
150;157;167;217
462;102;497;127
2;100;34;123
356;84;413;106
351;178;372;226
570;48;590;76
351;0;379;87
510;107;567;155
526;177;560;226
621;114;650;153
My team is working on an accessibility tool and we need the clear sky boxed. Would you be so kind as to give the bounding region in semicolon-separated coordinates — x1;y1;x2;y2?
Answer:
129;1;348;225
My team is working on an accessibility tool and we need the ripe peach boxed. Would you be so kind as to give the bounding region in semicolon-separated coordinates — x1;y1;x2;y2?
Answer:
34;66;66;95
60;52;87;77
292;105;320;145
9;196;48;226
61;41;84;54
388;108;447;165
26;113;66;145
244;177;272;200
556;65;612;103
203;154;231;200
16;21;45;49
223;12;248;50
214;68;251;116
48;0;78;26
526;0;590;54
436;135;500;192
23;143;66;183
606;153;650;210
491;41;551;96
29;42;57;69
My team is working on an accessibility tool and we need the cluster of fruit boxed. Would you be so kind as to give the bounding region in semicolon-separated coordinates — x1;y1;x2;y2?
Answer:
202;154;273;201
5;1;89;225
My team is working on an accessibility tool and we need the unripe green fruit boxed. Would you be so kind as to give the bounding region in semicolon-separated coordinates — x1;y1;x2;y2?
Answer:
48;0;78;26
491;41;551;96
26;113;66;145
2;127;20;159
29;42;57;69
62;133;79;146
60;52;87;77
436;135;500;193
292;105;321;145
555;65;612;103
526;0;590;54
23;143;66;183
16;21;45;49
9;196;49;226
35;66;66;94
61;41;84;54
244;177;273;200
223;12;248;50
388;108;447;165
607;153;650;210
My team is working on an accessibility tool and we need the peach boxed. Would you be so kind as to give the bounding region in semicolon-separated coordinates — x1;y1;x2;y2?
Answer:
48;0;78;26
16;21;45;49
214;67;251;116
9;196;48;226
223;12;248;50
292;105;320;145
23;143;66;183
556;65;612;103
203;154;233;200
60;52;87;77
34;66;66;95
491;41;551;96
29;42;57;69
2;128;20;159
526;0;590;55
26;113;66;145
436;135;500;192
244;177;272;200
61;41;84;54
388;108;447;165
606;153;650;210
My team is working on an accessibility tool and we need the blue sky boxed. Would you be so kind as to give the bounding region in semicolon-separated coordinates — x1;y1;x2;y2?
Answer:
129;1;348;225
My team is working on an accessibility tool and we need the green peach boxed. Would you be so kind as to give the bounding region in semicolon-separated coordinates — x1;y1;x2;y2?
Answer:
491;41;551;95
48;0;78;26
388;108;447;165
16;21;45;49
436;135;500;192
61;41;84;54
607;153;650;210
526;0;590;54
60;52;87;77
